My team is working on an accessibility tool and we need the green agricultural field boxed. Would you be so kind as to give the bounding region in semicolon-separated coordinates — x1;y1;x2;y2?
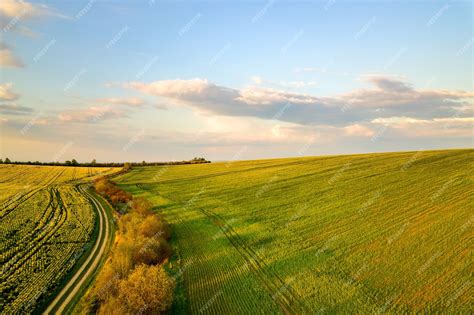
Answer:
114;149;473;314
0;165;118;313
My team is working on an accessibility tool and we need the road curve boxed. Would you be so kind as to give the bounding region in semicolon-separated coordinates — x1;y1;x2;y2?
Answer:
43;185;111;314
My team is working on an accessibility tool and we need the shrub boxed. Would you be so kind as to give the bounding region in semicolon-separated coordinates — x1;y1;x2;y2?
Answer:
138;215;171;240
94;177;132;208
117;264;174;314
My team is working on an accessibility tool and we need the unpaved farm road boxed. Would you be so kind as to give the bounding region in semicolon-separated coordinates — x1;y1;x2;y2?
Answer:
43;185;111;314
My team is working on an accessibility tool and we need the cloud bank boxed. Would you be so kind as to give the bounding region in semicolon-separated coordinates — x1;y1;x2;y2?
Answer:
121;75;473;127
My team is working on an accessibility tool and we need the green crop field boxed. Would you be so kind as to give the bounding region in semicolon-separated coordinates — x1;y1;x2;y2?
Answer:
0;165;118;313
114;149;473;314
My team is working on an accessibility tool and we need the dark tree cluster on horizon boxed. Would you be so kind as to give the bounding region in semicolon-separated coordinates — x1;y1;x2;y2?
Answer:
0;157;210;167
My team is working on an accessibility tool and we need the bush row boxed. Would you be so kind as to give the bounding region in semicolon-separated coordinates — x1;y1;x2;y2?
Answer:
87;178;175;315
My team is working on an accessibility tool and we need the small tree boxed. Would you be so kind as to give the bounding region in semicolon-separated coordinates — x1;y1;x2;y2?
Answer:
65;160;72;166
0;159;3;163
139;215;171;240
5;157;11;164
71;159;79;166
91;159;97;166
117;264;174;314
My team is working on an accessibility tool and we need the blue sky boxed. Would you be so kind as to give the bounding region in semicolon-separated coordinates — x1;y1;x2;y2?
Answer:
0;0;472;162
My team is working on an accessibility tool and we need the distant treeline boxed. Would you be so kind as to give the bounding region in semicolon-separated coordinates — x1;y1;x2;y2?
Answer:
0;157;210;167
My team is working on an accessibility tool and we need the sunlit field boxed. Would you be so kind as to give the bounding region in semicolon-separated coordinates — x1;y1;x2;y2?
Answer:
115;149;473;313
0;165;118;313
1;0;472;313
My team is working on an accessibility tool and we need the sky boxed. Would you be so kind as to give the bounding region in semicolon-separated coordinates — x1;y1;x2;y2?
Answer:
0;0;472;162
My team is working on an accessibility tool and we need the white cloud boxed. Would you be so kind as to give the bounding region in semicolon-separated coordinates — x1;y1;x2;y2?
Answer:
97;97;145;107
250;76;316;90
372;116;474;125
236;86;317;105
0;0;65;20
0;0;40;19
0;83;20;100
372;116;429;124
344;124;374;137
251;76;263;84
371;115;473;138
340;74;474;109
433;117;474;123
58;106;127;123
124;79;210;98
0;43;23;68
